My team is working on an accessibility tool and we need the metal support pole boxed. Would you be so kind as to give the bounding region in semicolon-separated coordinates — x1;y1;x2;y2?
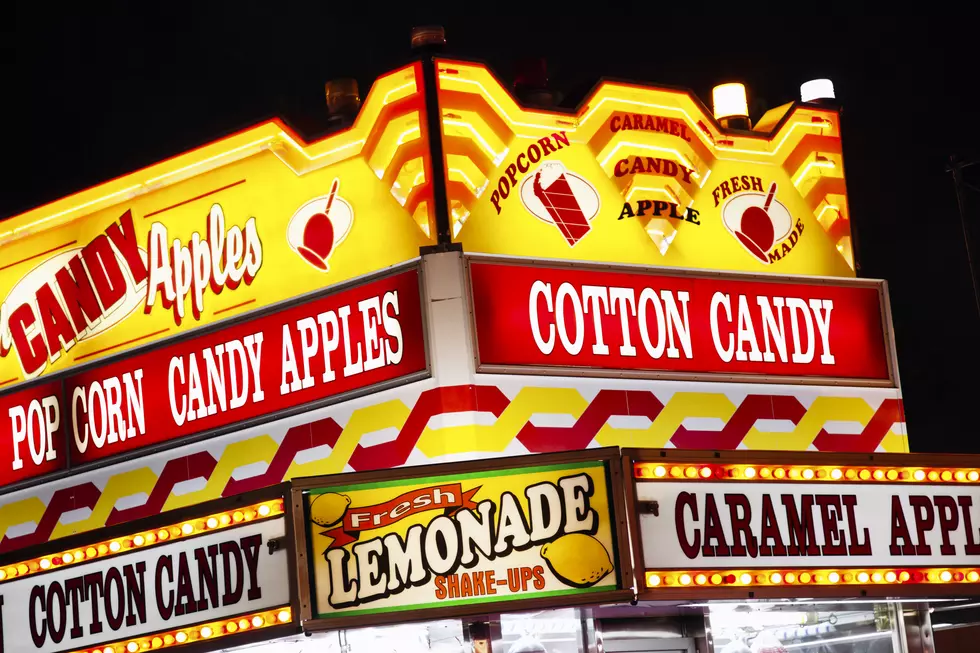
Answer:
420;52;455;250
948;156;980;323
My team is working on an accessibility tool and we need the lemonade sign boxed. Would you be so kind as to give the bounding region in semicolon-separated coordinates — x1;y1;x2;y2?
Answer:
295;453;629;628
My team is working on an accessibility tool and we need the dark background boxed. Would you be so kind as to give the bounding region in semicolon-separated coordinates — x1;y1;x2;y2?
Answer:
3;7;978;453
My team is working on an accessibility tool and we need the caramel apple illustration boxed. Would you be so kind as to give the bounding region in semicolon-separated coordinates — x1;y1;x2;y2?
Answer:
735;182;778;263
297;179;340;270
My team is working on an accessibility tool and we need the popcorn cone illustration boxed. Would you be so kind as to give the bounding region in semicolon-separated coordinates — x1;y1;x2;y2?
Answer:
287;178;353;271
734;182;778;262
532;162;593;245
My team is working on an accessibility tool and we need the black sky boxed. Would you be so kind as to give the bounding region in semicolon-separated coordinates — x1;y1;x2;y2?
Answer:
3;6;979;453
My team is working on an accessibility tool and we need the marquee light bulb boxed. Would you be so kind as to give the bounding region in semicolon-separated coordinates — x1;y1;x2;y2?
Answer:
801;79;835;103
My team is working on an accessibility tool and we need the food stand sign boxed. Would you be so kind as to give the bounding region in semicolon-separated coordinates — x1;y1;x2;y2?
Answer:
439;60;856;278
626;449;980;599
468;258;895;386
291;449;632;630
0;264;428;488
0;63;434;389
0;486;299;653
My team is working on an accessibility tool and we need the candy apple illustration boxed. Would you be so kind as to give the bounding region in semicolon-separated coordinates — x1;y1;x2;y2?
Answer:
287;178;353;271
721;182;792;263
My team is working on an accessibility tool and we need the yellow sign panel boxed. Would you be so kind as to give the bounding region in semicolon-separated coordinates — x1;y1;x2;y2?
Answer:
439;60;853;277
298;453;627;627
0;64;435;387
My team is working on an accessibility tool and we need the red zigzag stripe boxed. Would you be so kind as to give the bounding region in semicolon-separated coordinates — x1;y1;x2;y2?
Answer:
0;387;905;555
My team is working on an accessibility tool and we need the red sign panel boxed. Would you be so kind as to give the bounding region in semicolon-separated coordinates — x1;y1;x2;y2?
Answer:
0;268;426;483
66;268;426;465
469;261;891;383
0;380;68;486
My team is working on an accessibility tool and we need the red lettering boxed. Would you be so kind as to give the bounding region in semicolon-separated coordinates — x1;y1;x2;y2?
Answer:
908;496;935;555
532;566;545;590
55;256;102;334
105;210;148;286
890;496;916;556
676;492;700;559
725;494;757;558
782;495;820;556
843;495;871;555
36;284;77;360
959;496;980;555
935;496;959;556
815;495;846;556
702;495;731;557
758;495;787;556
82;235;126;311
9;304;46;375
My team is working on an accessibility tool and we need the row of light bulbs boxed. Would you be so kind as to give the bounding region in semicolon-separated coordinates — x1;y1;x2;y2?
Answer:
0;500;284;583
634;462;980;484
74;608;293;653
647;567;980;589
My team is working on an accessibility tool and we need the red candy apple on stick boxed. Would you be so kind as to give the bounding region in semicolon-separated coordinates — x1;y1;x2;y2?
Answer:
297;179;340;270
735;182;778;263
287;177;353;271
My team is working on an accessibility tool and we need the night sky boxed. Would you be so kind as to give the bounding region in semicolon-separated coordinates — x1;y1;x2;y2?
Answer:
3;7;979;453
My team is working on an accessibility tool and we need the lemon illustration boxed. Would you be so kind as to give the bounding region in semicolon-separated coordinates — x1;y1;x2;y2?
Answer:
540;534;613;588
309;492;351;527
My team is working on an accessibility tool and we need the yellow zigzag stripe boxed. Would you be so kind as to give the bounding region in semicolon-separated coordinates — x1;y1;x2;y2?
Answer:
0;496;47;542
163;435;279;511
597;392;736;448
742;396;872;451
51;468;158;540
415;388;588;458
880;429;909;454
286;400;412;479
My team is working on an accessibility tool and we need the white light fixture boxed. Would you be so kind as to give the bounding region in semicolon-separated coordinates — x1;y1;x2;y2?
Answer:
712;83;749;120
801;78;835;102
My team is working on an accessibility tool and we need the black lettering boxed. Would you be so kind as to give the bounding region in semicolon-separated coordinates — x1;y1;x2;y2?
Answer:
220;540;245;605
83;573;105;635
47;583;67;644
195;545;220;611
29;586;46;649
174;552;196;617
104;568;125;631
123;562;147;627
240;534;263;601
675;493;700;559
782;495;820;555
65;577;86;639
155;556;174;620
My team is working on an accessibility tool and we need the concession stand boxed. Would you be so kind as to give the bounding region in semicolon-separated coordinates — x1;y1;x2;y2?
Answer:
0;25;963;653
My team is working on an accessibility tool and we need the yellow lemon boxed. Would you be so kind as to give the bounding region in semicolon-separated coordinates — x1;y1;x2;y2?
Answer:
540;534;613;588
309;493;351;527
